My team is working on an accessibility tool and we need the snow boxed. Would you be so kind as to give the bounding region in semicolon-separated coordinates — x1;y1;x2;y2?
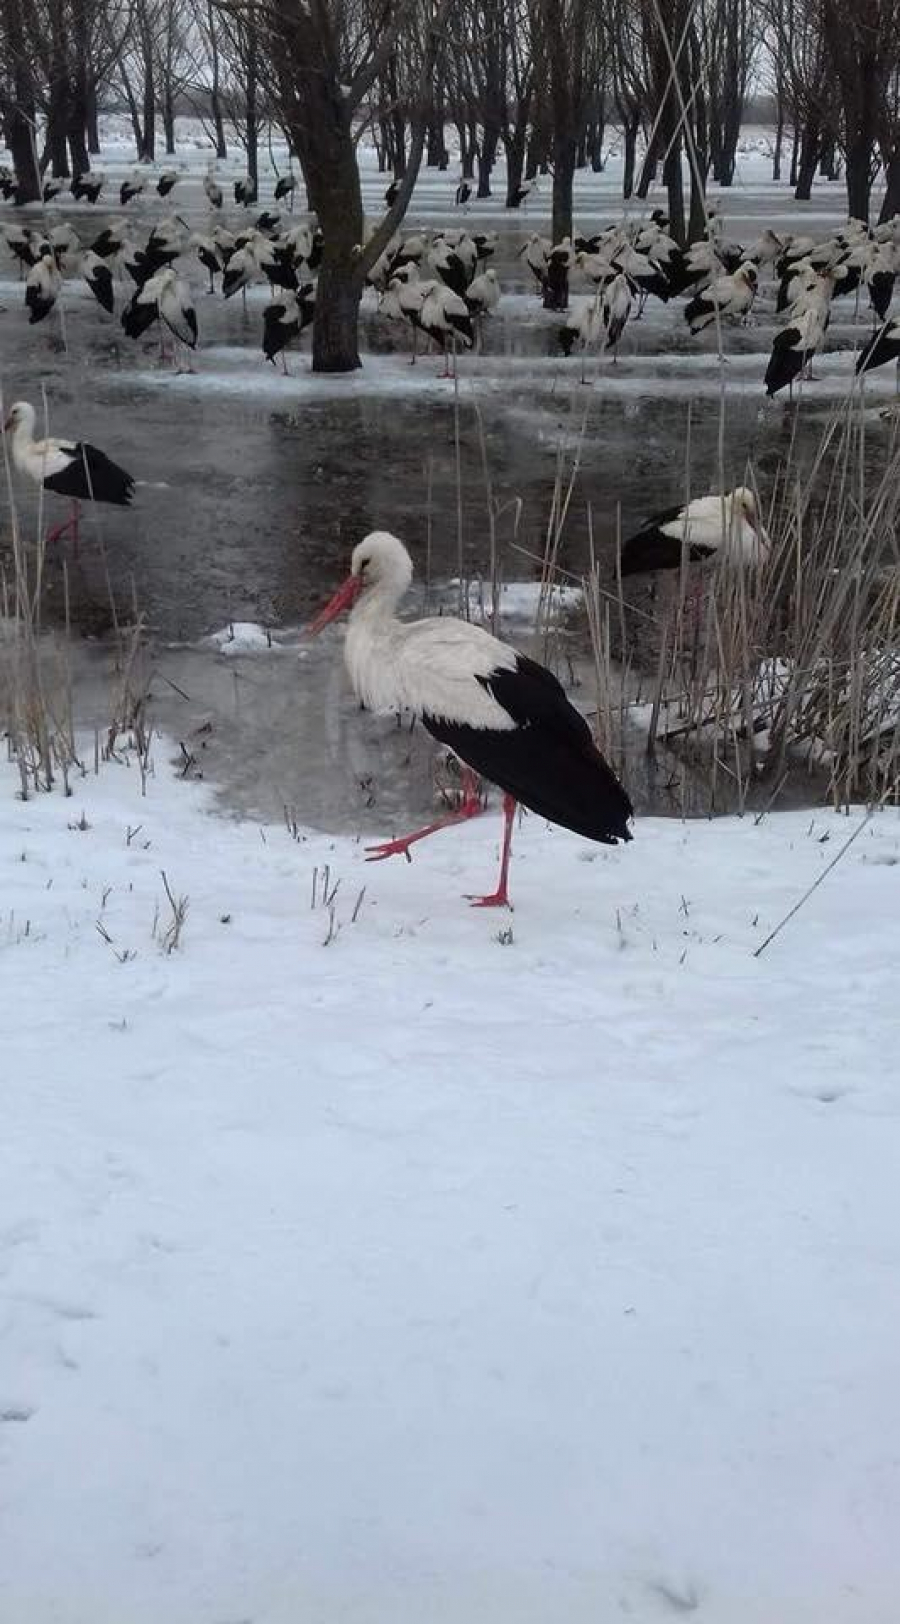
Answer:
205;619;278;653
3;737;900;1622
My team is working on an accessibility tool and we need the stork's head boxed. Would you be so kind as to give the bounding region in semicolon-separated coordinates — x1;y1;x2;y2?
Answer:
2;400;34;435
308;532;414;632
732;486;758;523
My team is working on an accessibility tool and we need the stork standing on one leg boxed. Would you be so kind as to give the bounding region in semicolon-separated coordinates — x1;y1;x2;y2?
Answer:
3;401;135;547
308;532;632;908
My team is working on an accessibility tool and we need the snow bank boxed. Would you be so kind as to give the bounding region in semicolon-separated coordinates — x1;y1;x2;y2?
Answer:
3;738;900;1621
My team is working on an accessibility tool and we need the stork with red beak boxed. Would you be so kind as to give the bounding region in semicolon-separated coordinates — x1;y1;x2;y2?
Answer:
309;532;633;907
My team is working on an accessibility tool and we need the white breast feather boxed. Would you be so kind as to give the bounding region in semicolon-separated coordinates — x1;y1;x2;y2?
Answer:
345;614;519;729
14;433;74;483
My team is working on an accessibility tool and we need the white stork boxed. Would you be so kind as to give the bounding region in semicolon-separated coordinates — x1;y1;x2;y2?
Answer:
620;488;770;576
263;285;315;371
71;170;104;204
157;169;179;197
120;172;146;206
25;244;61;325
82;250;115;313
203;172;224;209
190;232;223;293
419;282;474;375
857;318;900;386
122;267;197;368
601;272;634;361
520;232;550;291
559;293;604;382
3;400;135;546
308;531;632;907
684;262;757;334
465;267;501;318
765;305;827;397
274;173;297;203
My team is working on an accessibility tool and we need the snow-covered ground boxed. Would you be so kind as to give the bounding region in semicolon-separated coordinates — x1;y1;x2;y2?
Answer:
4;737;900;1622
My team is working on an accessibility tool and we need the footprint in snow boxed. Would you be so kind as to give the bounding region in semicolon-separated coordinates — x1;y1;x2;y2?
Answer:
0;1403;34;1423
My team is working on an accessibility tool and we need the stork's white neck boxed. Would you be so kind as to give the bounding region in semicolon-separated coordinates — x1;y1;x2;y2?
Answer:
344;578;410;713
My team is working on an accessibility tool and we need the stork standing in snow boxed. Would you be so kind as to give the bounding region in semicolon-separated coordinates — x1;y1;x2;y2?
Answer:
420;282;474;375
121;172;146;206
3;401;135;546
684;262;757;335
464;267;500;348
71;171;104;204
274;173;297;204
764;305;827;397
379;269;435;363
25;244;61;326
263;285;315;371
82;250;115;313
856;317;900;388
520;233;550;291
620;488;770;576
203;172;224;209
309;532;632;908
601;272;634;362
190;232;224;293
122;267;197;368
559;293;604;382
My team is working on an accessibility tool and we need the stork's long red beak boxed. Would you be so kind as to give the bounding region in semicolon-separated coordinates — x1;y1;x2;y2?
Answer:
307;573;363;634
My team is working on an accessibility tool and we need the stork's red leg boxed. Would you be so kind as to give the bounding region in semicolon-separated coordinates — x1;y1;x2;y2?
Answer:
366;768;483;863
46;500;80;547
468;794;516;909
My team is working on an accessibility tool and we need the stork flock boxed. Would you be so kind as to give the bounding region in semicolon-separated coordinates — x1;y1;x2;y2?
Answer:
516;209;900;393
4;157;900;390
0;163;313;373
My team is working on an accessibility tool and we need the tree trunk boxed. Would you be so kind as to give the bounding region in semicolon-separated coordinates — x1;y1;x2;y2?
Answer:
2;1;41;206
163;87;176;154
426;113;446;166
67;69;91;176
47;0;71;178
773;104;784;181
245;12;259;189
636;134;659;199
543;138;575;309
391;110;407;176
477;126;499;197
312;256;365;371
621;111;639;198
879;144;900;223
794;122;819;200
86;75;100;152
47;82;70;176
789;122;800;187
664;137;686;246
140;31;156;160
845;136;872;223
208;0;227;157
120;66;145;158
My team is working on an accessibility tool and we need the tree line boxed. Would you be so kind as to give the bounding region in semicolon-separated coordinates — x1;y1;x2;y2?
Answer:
2;0;900;369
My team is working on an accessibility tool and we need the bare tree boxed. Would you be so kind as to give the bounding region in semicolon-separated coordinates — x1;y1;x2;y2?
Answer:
262;0;453;372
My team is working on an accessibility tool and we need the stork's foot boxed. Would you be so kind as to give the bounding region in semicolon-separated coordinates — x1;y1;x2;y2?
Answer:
366;836;416;863
466;888;512;909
